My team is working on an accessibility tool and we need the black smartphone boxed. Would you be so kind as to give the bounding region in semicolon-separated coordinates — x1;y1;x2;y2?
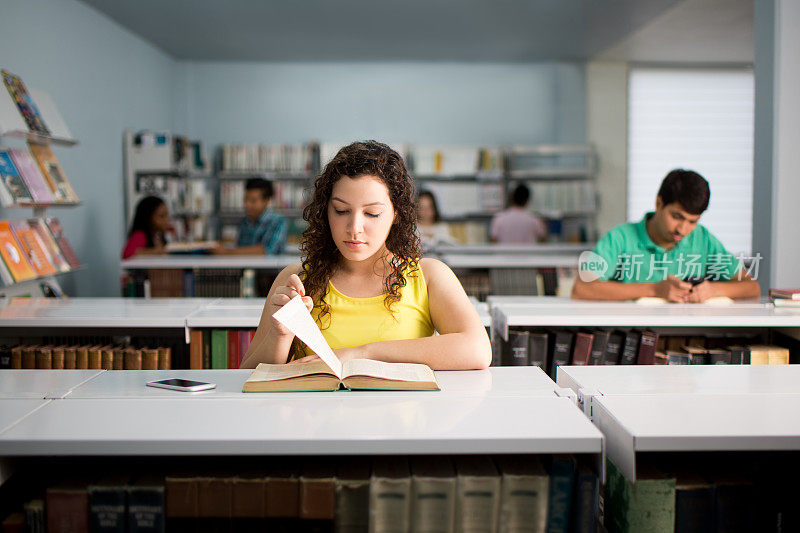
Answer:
146;378;216;392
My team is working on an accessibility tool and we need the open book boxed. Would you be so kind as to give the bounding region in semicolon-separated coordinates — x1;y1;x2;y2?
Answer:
243;359;439;392
242;294;440;392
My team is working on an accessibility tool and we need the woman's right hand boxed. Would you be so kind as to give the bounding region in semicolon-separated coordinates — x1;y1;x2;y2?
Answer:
269;273;314;336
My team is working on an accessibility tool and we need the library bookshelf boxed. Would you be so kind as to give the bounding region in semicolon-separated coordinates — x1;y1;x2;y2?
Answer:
0;75;84;299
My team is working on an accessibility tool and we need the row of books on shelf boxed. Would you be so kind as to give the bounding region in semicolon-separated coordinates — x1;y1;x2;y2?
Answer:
0;145;78;205
219;179;307;212
188;329;255;370
606;451;800;532
494;329;794;379
121;270;274;298
1;454;596;533
528;181;597;215
223;142;589;178
0;69;73;142
0;218;80;285
420;182;504;217
135;175;214;216
1;344;173;370
220;143;320;174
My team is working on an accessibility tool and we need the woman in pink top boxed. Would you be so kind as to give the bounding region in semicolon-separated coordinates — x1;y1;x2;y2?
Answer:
489;183;547;243
122;196;170;259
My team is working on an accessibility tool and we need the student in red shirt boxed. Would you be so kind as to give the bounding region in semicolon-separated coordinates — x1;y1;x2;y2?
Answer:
122;196;170;259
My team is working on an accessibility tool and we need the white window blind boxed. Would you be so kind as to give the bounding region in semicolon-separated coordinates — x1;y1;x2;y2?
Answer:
628;67;754;255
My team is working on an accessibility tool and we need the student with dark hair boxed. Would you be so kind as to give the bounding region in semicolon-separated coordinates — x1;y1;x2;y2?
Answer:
122;195;170;259
241;140;490;370
572;169;760;302
489;183;547;243
416;189;455;248
213;177;287;255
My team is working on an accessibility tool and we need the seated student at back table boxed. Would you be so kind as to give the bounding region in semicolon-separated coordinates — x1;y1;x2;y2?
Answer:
240;141;491;370
572;169;760;303
489;183;547;244
212;178;287;255
122;195;170;259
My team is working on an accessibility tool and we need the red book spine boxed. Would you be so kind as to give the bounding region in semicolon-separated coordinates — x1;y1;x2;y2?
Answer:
228;330;240;369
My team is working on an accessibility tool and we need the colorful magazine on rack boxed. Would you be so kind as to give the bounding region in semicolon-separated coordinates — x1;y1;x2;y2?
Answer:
0;221;36;282
10;220;57;277
242;295;439;392
28;218;69;273
44;217;80;269
27;142;78;202
1;70;50;135
8;148;55;203
0;150;33;206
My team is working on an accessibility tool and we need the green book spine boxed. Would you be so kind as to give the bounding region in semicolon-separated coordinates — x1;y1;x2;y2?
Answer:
605;459;675;533
211;330;228;370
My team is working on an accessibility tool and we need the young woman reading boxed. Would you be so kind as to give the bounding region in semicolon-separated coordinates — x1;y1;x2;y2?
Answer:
241;141;491;370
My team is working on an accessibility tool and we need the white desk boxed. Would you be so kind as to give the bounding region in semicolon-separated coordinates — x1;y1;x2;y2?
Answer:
0;370;104;399
492;299;797;340
593;393;800;482
120;255;301;270
0;395;602;456
63;367;559;400
185;298;492;328
0;399;50;434
557;365;800;397
0;298;216;328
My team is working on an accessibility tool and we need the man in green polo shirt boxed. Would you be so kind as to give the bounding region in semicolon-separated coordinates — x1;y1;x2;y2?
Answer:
572;169;760;302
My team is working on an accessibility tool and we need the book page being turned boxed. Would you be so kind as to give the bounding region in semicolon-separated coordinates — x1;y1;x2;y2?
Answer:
272;295;343;379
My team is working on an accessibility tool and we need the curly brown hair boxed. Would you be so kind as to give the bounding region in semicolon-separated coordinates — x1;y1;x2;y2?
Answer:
299;140;421;334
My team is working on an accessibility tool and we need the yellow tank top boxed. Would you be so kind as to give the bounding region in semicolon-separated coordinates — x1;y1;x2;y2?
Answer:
299;263;435;356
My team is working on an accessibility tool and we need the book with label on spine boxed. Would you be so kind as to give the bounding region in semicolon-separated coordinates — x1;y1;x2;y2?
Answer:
503;330;529;366
454;455;500;533
549;330;574;379
370;457;411;533
674;471;713;533
265;463;300;530
45;217;81;268
9;148;54;203
28;141;78;202
619;330;641;365
410;456;456;533
0;149;33;205
47;481;91;533
211;329;228;369
636;330;659;365
227;330;240;369
10;219;57;277
588;329;609;366
728;345;750;365
495;455;548;533
89;474;128;533
127;474;165;533
708;349;732;365
605;459;675;532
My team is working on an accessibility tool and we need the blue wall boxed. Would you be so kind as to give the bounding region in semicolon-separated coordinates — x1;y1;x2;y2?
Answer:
179;61;586;148
0;0;176;296
0;2;587;296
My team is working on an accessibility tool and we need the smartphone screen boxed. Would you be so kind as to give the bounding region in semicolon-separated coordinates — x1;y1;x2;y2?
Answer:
152;379;210;388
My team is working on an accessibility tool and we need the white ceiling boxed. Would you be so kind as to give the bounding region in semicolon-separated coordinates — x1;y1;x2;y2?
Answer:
597;0;754;63
79;0;687;62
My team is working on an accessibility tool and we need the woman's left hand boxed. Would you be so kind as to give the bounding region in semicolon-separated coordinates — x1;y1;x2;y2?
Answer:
287;345;368;365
